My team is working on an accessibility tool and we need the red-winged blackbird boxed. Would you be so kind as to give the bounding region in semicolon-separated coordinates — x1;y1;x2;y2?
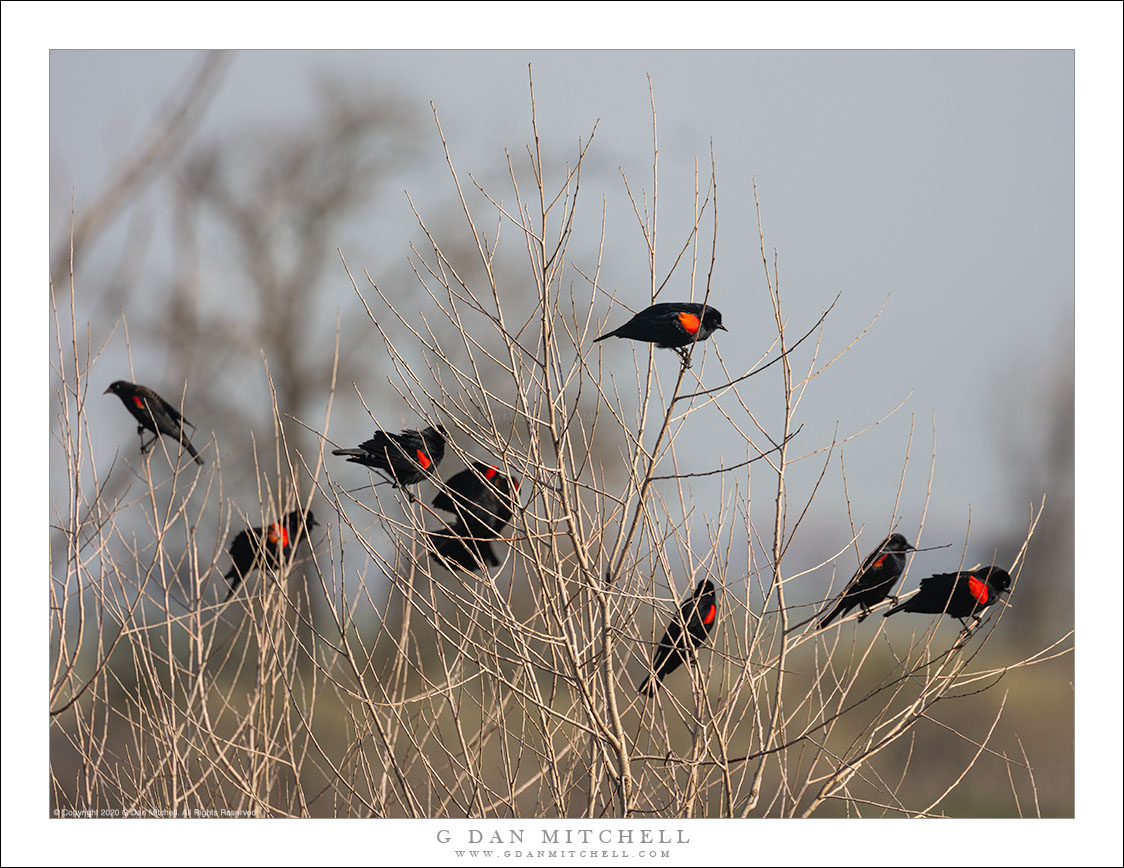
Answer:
883;566;1011;623
222;508;318;602
594;302;727;366
104;380;204;465
429;463;519;573
332;424;447;487
434;462;519;534
816;533;915;629
638;579;718;696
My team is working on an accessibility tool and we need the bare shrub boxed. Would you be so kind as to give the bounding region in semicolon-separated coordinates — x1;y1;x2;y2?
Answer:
49;74;1071;819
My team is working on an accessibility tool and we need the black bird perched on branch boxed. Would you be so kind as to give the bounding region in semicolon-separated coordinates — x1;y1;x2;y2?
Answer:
883;566;1011;624
429;463;519;573
104;380;204;465
332;424;447;488
816;533;915;629
638;579;718;696
222;508;318;602
594;302;726;367
433;462;518;535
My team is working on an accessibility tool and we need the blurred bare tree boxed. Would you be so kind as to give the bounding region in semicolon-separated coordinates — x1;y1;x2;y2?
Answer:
989;336;1075;648
51;53;427;497
49;53;424;601
161;78;419;465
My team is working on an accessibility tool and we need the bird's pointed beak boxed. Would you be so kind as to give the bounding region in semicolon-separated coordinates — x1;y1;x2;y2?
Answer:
103;386;112;395
718;323;728;331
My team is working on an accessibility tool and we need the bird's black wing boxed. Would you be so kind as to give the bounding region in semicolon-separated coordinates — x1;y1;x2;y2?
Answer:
150;390;191;427
357;431;396;453
433;468;477;514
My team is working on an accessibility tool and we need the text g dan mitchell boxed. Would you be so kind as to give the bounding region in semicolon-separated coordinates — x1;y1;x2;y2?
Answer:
436;829;689;845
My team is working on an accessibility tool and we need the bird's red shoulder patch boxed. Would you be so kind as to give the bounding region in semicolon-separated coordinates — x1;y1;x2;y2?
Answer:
967;575;988;605
415;449;431;470
873;555;887;569
132;395;146;409
268;523;290;548
677;312;701;335
484;466;497;479
702;603;716;626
